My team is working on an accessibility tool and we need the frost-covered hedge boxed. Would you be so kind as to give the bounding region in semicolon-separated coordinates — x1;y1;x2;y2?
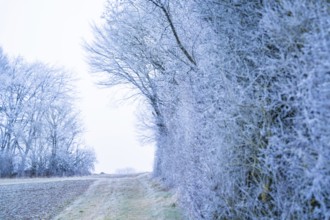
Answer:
89;0;329;219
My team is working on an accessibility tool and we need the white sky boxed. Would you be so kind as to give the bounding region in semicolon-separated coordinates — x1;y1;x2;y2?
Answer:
0;0;155;174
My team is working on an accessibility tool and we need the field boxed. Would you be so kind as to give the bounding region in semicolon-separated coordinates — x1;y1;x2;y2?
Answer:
0;173;184;220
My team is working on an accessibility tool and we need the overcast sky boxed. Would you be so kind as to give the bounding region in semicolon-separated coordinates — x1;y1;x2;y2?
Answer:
0;0;155;173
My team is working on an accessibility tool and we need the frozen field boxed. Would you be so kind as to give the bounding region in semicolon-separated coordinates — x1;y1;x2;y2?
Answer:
0;177;95;219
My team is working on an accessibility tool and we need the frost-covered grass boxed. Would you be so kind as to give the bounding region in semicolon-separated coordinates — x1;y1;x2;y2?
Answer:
54;173;184;220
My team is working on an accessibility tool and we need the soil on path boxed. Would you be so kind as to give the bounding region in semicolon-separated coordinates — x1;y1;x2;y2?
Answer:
54;173;183;220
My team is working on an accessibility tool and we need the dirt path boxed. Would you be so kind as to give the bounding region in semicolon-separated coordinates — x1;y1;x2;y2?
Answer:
53;173;183;220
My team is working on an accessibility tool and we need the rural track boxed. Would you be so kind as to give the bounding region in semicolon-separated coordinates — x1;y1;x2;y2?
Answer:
54;173;183;220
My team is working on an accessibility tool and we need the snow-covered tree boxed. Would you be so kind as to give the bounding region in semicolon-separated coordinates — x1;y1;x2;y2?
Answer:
88;0;330;219
0;48;96;177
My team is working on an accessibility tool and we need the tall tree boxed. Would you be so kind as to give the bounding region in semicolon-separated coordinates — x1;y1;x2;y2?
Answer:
87;0;330;219
0;48;96;177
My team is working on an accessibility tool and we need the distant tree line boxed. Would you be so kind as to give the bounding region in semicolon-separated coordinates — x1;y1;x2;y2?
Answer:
0;48;96;177
87;0;329;219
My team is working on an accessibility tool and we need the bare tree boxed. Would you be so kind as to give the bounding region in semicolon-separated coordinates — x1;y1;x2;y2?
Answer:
0;48;96;177
86;0;330;219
